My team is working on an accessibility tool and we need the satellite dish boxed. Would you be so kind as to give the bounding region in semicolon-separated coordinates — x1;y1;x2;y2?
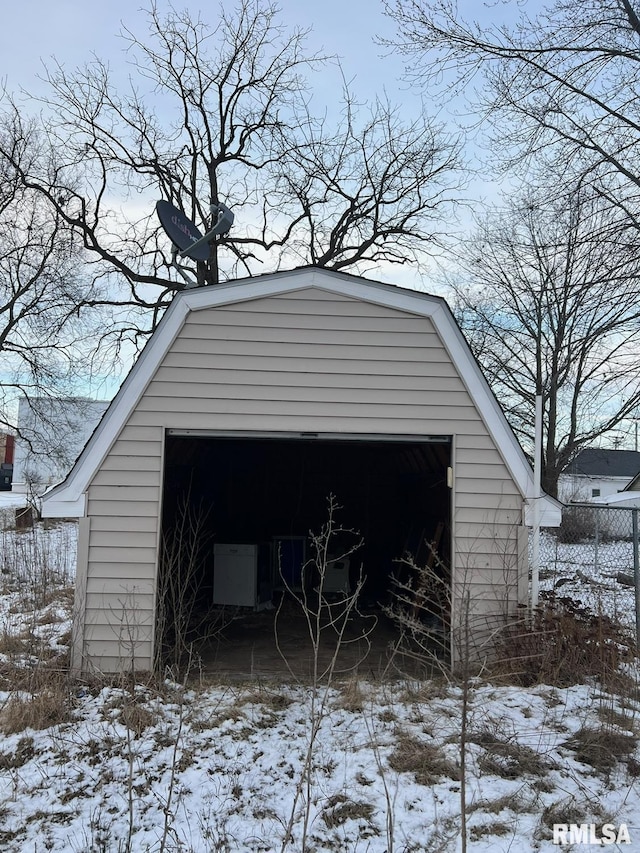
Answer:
156;200;210;262
155;197;235;288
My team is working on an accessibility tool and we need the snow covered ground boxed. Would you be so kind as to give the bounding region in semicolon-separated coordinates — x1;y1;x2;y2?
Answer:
1;513;640;851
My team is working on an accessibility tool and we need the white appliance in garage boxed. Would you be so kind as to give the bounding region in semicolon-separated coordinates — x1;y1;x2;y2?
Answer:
213;543;259;608
323;556;350;594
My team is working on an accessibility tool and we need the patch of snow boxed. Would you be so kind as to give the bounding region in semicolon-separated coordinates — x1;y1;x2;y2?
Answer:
0;522;639;850
0;491;29;511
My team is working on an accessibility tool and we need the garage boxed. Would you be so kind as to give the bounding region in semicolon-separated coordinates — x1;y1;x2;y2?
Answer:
41;267;561;675
155;432;452;674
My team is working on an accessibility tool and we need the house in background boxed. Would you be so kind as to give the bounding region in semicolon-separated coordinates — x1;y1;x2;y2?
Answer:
41;267;561;675
588;461;640;538
588;490;640;538
558;448;640;503
13;397;110;496
0;432;14;491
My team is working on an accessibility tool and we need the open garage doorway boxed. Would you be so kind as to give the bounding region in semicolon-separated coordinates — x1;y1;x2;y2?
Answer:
156;432;452;678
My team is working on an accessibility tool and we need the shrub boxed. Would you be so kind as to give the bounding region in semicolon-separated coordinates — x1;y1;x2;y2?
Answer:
557;506;596;544
492;598;635;688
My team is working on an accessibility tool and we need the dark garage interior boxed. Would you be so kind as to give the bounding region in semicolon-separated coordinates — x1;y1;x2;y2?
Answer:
157;433;452;677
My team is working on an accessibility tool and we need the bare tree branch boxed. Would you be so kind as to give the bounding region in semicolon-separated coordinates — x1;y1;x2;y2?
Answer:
446;186;640;496
383;0;640;222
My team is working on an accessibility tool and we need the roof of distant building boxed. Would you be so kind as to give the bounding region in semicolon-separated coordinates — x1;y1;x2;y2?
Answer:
566;448;640;478
592;491;640;506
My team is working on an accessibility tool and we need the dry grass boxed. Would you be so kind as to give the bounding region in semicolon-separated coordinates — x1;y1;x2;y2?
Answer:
492;599;635;688
378;708;397;723
563;725;638;774
627;756;640;777
597;704;637;732
0;735;35;768
237;685;293;712
0;655;70;692
336;678;366;712
538;798;603;837
320;794;375;828
468;792;532;815
388;731;458;785
0;685;70;735
99;687;162;736
186;705;246;732
399;678;450;704
119;703;156;737
469;822;510;842
38;587;74;611
470;730;552;779
0;632;29;656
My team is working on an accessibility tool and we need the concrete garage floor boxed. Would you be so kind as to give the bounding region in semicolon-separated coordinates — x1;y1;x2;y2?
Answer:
197;600;446;681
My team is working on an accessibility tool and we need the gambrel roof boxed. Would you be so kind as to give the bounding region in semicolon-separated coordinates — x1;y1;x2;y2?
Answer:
41;267;561;525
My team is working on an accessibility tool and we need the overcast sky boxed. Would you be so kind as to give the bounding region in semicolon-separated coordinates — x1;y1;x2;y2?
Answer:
3;1;405;97
2;1;531;105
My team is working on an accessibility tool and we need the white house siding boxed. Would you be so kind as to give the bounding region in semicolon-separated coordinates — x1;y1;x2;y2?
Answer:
78;288;524;671
558;473;633;503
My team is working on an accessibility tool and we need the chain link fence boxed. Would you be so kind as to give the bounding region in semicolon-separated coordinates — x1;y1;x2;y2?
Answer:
538;503;640;639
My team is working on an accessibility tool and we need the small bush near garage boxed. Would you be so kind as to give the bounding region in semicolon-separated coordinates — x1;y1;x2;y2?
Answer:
492;599;634;688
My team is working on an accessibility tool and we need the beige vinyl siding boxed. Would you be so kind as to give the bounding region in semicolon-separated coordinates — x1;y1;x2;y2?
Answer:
161;352;457;375
89;516;159;533
82;424;163;671
81;287;525;670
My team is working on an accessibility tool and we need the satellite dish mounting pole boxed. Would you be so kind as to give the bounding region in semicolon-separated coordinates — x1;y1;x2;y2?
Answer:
170;246;198;288
179;202;234;260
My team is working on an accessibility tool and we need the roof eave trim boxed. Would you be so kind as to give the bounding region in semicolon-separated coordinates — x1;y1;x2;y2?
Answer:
42;494;87;518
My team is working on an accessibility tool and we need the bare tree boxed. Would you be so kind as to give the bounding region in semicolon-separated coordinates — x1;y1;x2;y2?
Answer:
3;0;461;319
383;0;640;226
447;186;640;497
268;91;462;272
0;110;109;437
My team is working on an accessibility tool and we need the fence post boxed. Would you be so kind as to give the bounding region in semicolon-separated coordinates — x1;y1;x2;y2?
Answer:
530;395;543;609
633;509;640;650
594;508;599;572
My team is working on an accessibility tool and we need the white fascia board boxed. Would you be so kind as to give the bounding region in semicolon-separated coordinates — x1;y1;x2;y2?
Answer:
179;268;443;315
